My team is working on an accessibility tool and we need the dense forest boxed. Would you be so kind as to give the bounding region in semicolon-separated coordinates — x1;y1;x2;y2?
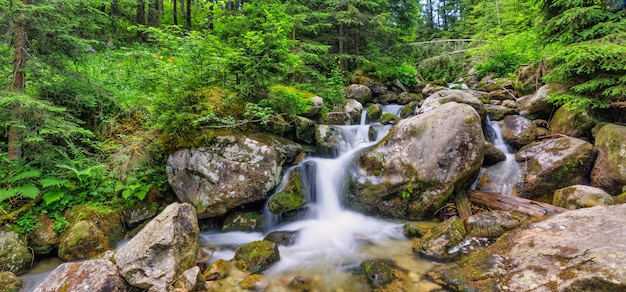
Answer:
0;0;625;235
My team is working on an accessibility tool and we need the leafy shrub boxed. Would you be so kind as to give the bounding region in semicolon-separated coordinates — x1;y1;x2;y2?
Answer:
260;85;314;116
472;31;542;79
373;63;419;89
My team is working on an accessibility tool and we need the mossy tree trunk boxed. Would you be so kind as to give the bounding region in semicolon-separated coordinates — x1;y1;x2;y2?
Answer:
8;0;28;161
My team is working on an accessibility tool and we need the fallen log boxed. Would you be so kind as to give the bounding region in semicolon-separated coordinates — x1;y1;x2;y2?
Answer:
467;190;568;217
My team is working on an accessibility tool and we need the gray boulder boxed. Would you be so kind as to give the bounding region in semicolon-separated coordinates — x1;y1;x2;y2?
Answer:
0;229;32;273
348;102;484;219
500;115;537;149
166;133;302;218
517;84;556;119
430;204;626;291
344;98;363;122
549;106;596;139
343;84;372;104
553;185;614;209
33;260;127;292
591;123;626;195
418;89;487;119
114;202;199;291
516;137;594;202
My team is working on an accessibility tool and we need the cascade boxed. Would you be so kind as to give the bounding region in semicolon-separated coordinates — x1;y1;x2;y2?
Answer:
200;107;425;289
472;118;522;196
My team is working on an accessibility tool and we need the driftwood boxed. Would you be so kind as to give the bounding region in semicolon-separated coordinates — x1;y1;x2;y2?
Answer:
467;190;568;217
454;190;472;220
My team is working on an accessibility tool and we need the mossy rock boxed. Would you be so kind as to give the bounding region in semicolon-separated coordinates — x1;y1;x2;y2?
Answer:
0;272;22;292
267;191;306;214
203;259;231;281
263;230;298;246
361;260;393;288
0;229;32;274
239;274;268;290
402;223;424;238
412;216;466;261
222;211;264;232
379;113;400;125
234;240;280;273
366;104;383;122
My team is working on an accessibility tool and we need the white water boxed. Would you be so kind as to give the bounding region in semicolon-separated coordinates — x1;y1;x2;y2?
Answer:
473;119;522;196
200;109;426;288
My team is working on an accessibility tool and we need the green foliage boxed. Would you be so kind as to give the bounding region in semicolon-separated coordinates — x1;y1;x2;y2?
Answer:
541;2;626;111
417;54;469;83
260;86;314;116
473;32;543;79
14;211;40;234
371;63;419;89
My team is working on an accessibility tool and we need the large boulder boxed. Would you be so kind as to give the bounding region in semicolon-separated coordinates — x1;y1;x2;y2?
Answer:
166;132;302;218
418;89;488;120
500;115;537;149
114;202;199;291
58;205;124;261
549;106;597;139
516;137;594;202
0;229;33;273
517;84;556;119
28;215;59;255
348;102;484;219
343;84;372;104
33;260;127;292
553;185;614;210
0;271;22;292
429;204;626;291
591;123;626;195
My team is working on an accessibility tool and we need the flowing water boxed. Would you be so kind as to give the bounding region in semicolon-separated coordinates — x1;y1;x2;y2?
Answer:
20;106;443;291
200;107;443;291
472;118;522;196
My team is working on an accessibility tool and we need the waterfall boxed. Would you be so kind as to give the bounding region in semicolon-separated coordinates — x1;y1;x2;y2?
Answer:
473;118;522;196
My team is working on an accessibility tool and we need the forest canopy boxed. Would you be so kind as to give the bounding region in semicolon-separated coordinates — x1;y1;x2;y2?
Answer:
0;0;624;233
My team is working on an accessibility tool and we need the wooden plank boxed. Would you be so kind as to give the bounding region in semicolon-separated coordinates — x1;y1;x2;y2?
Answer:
467;190;568;217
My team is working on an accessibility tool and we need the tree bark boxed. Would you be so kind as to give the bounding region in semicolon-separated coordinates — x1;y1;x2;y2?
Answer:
185;0;191;30
8;0;28;161
173;0;177;25
148;0;160;28
136;0;146;40
467;190;568;217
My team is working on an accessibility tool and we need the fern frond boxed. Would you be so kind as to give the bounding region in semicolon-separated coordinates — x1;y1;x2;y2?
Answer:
7;170;42;184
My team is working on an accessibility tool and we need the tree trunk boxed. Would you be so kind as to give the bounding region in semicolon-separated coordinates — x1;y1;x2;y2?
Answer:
185;0;191;30
467;190;568;217
111;0;120;33
173;0;177;25
136;0;146;40
8;0;28;161
148;0;160;28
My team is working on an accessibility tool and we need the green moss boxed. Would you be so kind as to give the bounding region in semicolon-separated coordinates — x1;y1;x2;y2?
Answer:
465;117;475;124
234;240;280;273
267;191;306;214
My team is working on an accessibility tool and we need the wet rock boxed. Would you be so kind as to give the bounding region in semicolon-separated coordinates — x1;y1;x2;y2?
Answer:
203;259;231;281
0;229;33;273
422;84;447;96
121;202;158;229
365;103;383;122
377;91;399;104
344;99;364;122
516;137;594;202
166;132;302;218
553;185;614;209
114;202;199;291
233;240;280;273
323;111;353;125
483;142;507;166
362;260;393;288
28;214;59;255
549;106;597;139
0;271;22;292
379;112;400;125
500;115;537;149
58;205;124;262
419;89;488;120
263;230;298;246
33;259;127;292
397;92;421;105
348;102;484;219
288;276;314;291
413;216;467;261
591;123;626;195
315;125;342;155
344;84;372;104
221;210;264;232
268;191;306;216
400;101;418;118
517;84;556;119
261;114;288;136
171;266;200;292
239;274;268;290
465;210;528;238
292;115;316;145
429;204;626;291
303;95;324;117
402;223;424;238
486;104;519;121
